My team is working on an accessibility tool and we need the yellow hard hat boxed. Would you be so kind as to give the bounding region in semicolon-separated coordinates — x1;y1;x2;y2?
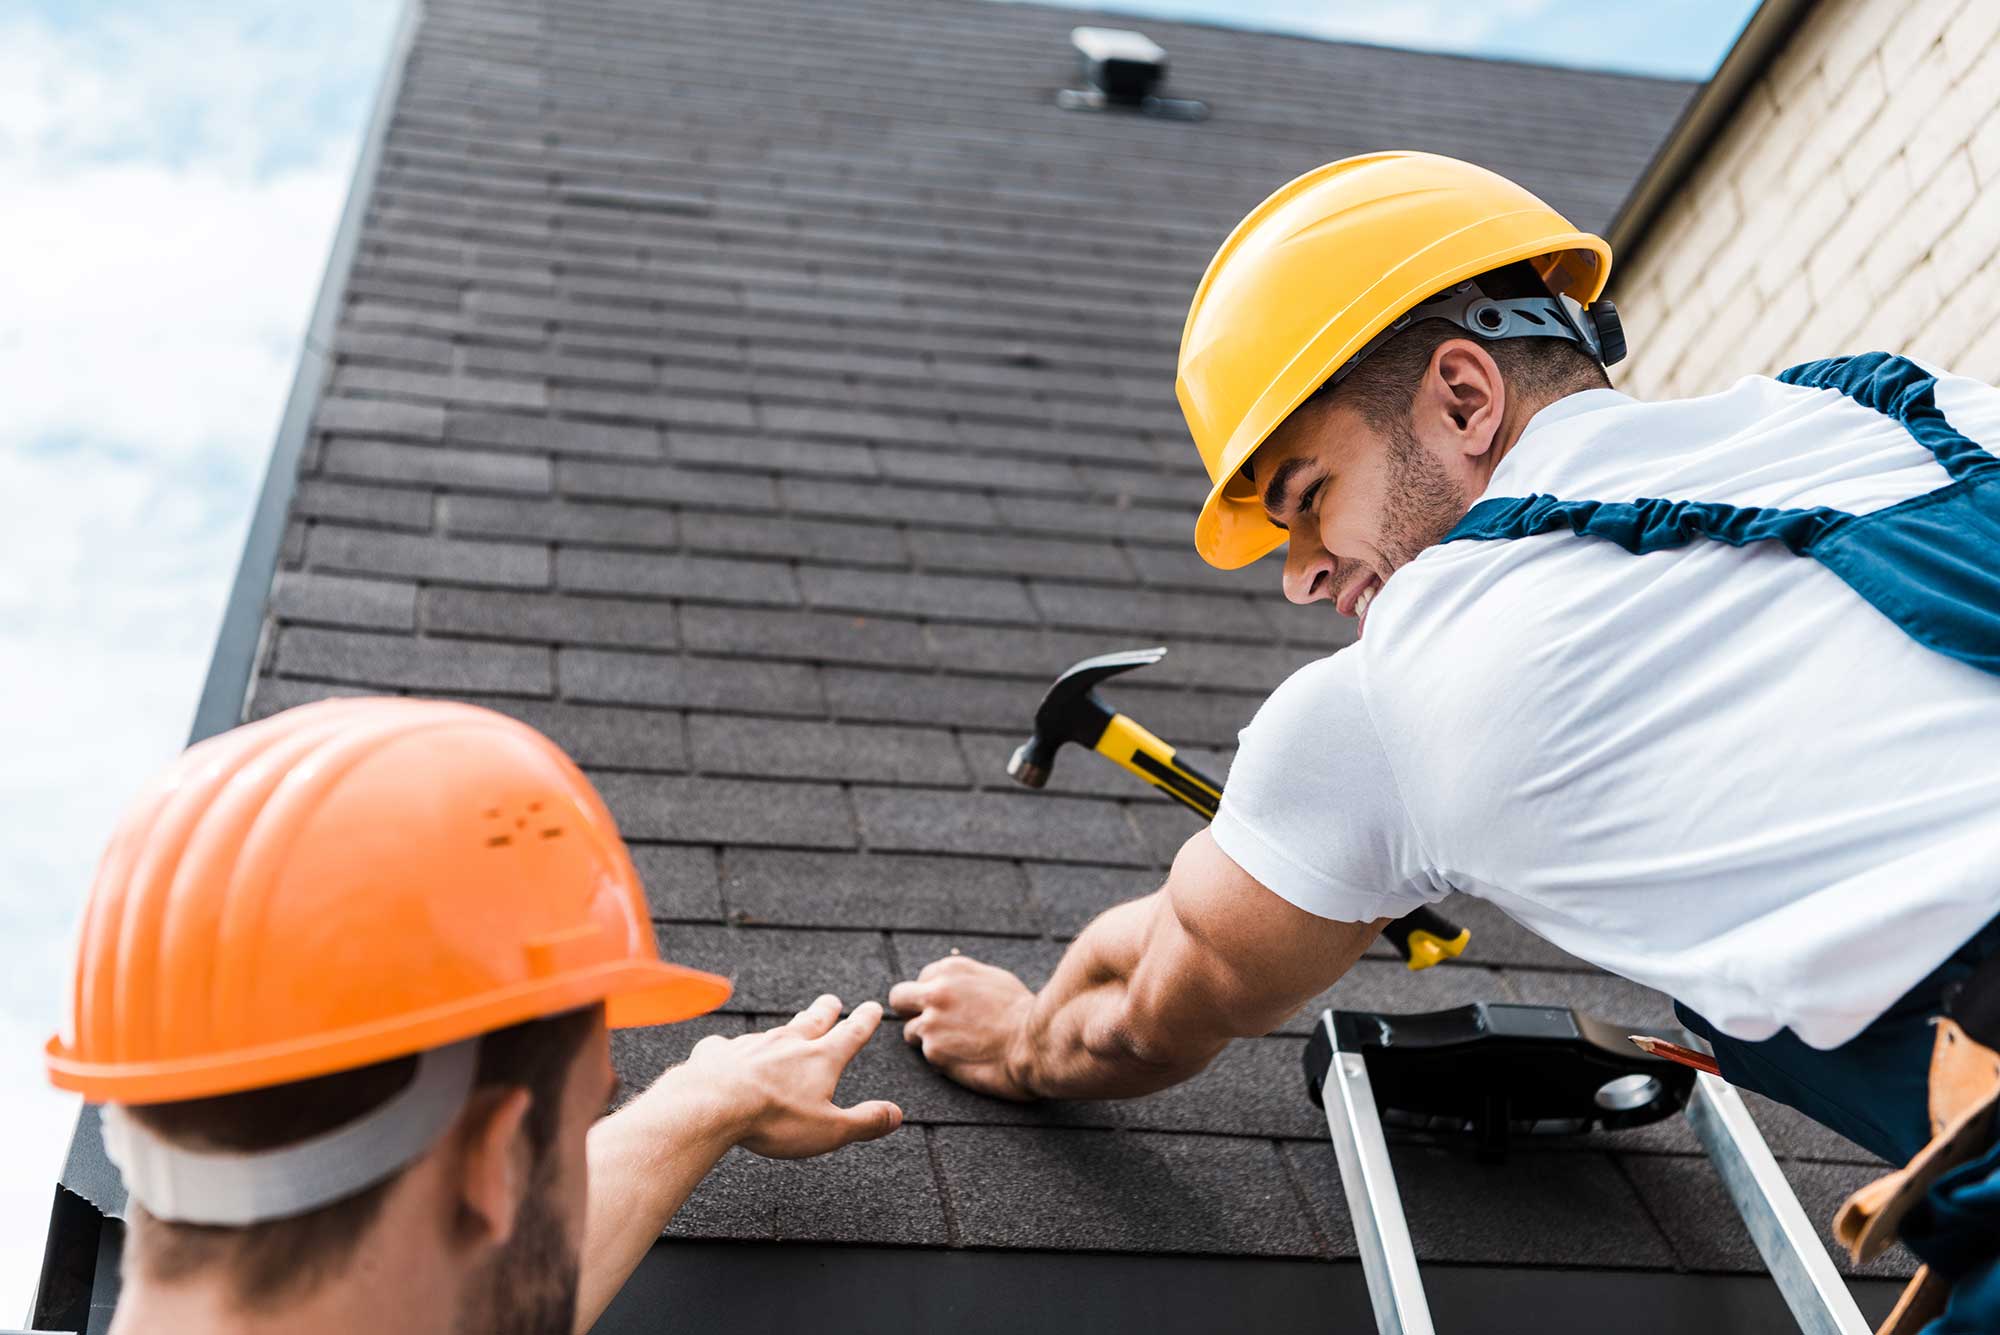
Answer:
1178;151;1614;569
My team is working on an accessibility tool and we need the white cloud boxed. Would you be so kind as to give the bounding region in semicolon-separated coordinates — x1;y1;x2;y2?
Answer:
0;2;396;173
0;439;249;1315
1;161;346;460
0;0;395;1316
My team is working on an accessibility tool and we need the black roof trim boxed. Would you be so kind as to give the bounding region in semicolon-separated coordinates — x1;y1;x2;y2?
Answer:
599;1239;1905;1334
1607;0;1817;274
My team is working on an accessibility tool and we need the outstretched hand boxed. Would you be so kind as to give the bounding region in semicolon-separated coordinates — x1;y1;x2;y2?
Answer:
574;998;900;1333
888;954;1039;1102
678;995;903;1158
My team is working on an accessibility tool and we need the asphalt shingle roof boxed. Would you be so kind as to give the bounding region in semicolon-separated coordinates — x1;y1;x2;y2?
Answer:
233;0;1913;1302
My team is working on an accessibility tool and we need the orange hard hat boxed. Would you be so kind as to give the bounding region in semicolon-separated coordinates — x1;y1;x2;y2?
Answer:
47;697;731;1105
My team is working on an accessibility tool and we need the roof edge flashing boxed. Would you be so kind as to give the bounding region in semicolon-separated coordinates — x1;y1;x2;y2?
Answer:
1605;0;1818;276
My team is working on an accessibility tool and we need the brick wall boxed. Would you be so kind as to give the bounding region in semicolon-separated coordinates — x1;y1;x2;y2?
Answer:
1613;0;2000;398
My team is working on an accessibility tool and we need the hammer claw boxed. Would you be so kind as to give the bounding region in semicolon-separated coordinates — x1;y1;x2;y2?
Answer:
1007;647;1472;971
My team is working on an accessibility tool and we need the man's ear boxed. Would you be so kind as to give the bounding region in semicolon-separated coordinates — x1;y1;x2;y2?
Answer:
1425;341;1506;458
451;1086;533;1250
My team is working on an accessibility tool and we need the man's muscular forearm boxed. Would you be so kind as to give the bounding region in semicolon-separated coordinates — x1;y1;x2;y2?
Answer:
892;830;1384;1105
886;892;1214;1103
1005;893;1230;1100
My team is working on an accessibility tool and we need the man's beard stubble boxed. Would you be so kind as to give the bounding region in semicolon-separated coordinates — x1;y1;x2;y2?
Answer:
456;1176;580;1335
1378;414;1471;574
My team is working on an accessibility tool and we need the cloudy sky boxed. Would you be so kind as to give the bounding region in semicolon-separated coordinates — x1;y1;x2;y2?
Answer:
0;0;398;1309
0;0;1752;1315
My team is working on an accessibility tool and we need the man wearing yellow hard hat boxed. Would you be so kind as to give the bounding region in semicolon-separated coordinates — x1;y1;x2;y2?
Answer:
48;697;901;1334
894;152;2000;1327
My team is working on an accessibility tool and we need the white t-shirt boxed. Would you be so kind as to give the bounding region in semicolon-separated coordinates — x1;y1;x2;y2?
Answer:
1211;369;2000;1050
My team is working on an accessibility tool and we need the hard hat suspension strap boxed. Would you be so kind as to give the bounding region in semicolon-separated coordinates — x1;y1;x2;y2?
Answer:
1326;280;1619;394
101;1037;480;1227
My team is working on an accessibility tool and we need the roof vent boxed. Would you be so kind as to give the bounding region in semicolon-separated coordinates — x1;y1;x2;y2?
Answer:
1059;27;1207;121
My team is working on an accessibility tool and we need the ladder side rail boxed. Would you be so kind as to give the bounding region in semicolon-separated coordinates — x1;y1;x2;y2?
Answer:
1684;1072;1871;1335
1318;1012;1437;1335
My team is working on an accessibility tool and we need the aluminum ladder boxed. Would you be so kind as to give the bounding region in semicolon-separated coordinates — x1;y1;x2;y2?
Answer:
1305;1003;1870;1335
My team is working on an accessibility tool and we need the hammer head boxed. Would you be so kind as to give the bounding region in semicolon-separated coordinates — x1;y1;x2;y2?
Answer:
1007;646;1167;788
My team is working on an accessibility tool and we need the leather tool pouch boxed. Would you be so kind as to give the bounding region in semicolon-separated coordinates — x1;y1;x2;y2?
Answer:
1834;959;2000;1335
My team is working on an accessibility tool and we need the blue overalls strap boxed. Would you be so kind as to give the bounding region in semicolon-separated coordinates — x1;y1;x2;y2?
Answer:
1779;351;2000;485
1446;493;1848;555
1442;352;2000;679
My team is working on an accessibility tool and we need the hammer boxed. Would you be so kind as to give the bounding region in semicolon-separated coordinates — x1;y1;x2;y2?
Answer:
1008;647;1470;970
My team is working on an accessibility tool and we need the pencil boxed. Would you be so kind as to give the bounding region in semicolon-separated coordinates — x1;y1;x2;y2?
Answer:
1628;1034;1722;1077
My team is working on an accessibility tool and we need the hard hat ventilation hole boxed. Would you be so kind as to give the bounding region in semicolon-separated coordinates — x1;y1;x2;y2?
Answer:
1058;28;1207;121
485;803;560;844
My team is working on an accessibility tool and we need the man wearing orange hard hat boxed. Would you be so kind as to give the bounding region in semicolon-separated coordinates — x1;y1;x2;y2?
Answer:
48;697;902;1334
896;152;2000;1330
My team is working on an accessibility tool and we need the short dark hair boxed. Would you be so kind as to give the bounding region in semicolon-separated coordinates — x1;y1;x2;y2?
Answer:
1308;261;1610;432
125;1005;601;1312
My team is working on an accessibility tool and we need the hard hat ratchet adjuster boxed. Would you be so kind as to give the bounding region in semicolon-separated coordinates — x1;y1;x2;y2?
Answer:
1327;280;1626;392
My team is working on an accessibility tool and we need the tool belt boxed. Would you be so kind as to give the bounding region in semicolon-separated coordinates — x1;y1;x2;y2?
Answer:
1835;949;2000;1335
